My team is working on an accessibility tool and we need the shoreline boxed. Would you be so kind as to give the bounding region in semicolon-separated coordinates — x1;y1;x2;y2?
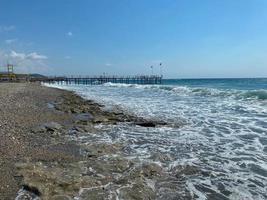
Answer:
0;83;175;200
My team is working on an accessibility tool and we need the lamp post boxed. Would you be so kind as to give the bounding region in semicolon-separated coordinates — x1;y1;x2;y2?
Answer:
150;65;154;76
159;62;163;77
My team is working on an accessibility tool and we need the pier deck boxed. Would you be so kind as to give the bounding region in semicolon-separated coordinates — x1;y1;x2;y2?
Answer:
40;75;163;85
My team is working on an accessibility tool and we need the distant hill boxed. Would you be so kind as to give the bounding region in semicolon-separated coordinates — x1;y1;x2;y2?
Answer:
29;74;47;78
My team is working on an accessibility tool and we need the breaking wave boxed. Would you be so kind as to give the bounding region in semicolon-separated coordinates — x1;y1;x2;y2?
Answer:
103;82;267;101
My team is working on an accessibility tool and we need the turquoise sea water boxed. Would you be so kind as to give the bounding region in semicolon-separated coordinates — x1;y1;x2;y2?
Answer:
47;78;267;200
164;78;267;91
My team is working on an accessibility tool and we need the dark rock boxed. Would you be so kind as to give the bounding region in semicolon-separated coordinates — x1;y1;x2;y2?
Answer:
22;185;41;196
42;122;62;132
247;184;256;188
16;187;41;200
136;122;156;127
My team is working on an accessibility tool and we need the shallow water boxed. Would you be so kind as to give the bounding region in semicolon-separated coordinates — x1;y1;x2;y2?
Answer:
46;78;267;200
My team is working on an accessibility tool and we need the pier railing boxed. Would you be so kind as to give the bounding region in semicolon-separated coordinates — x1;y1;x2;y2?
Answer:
38;75;163;85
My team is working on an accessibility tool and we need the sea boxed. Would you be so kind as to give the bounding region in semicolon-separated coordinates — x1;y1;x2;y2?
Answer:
46;78;267;200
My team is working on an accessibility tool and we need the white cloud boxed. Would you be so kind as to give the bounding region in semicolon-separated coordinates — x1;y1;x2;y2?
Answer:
26;52;48;60
10;50;47;60
10;50;26;60
0;49;51;74
5;38;18;44
0;25;15;32
67;31;73;36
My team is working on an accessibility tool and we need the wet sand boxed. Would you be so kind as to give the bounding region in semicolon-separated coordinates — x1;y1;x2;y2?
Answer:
0;83;180;200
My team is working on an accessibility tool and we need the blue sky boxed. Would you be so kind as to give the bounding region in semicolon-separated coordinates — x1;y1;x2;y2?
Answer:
0;0;267;78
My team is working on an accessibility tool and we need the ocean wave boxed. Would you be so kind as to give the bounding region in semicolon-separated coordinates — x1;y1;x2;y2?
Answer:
241;90;267;100
103;82;267;101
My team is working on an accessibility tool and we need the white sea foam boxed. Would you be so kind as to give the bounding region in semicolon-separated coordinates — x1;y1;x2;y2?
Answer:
44;82;267;199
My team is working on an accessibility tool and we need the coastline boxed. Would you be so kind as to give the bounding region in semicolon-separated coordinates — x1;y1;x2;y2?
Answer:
0;83;176;200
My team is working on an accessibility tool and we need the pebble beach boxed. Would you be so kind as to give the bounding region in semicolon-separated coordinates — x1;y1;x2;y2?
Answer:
0;83;174;200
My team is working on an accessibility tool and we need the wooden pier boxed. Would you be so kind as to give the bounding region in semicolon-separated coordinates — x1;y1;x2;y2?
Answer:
40;75;163;85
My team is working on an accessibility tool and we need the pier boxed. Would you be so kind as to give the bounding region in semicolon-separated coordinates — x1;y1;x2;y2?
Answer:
40;75;163;85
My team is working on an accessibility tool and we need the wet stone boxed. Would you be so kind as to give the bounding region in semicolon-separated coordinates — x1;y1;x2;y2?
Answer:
126;163;163;180
135;122;157;127
87;157;133;176
173;165;200;177
141;163;163;178
150;152;172;162
118;183;156;200
42;122;63;132
74;113;94;123
155;178;192;200
85;143;123;157
79;188;116;200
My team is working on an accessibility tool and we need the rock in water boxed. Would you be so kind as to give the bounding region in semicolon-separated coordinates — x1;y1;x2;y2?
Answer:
135;122;156;127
